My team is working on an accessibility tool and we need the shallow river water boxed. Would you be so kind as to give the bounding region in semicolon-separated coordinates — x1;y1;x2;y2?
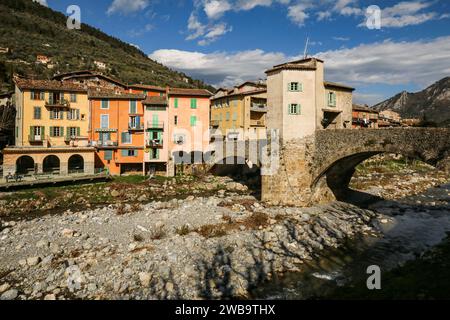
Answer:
253;183;450;299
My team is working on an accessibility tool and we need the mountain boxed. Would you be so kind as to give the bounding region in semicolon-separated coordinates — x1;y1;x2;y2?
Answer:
373;77;450;127
0;0;214;92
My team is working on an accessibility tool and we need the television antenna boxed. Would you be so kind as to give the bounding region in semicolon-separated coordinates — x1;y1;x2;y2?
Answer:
303;37;309;59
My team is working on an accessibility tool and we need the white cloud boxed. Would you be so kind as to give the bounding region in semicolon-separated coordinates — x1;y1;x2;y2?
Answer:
204;0;232;19
186;13;232;45
149;49;292;87
316;36;450;87
107;0;149;15
150;36;450;104
287;4;310;26
33;0;48;6
333;36;350;41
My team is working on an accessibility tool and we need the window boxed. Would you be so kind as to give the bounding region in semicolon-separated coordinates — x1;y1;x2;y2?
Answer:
101;99;109;109
152;114;159;127
190;115;197;127
129;100;137;114
104;150;113;161
190;98;197;109
68;127;79;137
33;107;41;119
174;98;179;108
31;91;44;100
150;149;159;160
328;92;336;107
121;149;137;157
50;126;63;137
70;93;77;103
288;104;301;115
121;131;131;144
226;112;230;121
129;116;140;128
100;132;111;142
100;115;109;129
50;109;62;120
67;109;80;120
232;112;237;121
174;115;178;125
288;82;302;92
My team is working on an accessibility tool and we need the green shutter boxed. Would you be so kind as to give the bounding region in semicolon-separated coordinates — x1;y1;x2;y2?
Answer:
190;116;197;127
30;126;34;140
174;98;179;108
41;126;45;139
121;149;128;157
121;132;126;143
77;127;80;137
60;127;64;137
152;114;159;127
49;126;53;137
40;92;45;100
104;150;113;161
191;98;197;109
31;92;34;100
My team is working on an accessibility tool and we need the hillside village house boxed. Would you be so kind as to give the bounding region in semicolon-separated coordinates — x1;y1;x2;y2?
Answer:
168;88;212;165
265;57;354;141
2;77;95;177
379;109;402;127
36;55;51;64
352;104;379;128
211;81;267;141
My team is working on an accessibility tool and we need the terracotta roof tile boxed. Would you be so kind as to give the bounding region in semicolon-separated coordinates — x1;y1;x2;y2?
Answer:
169;88;212;97
14;78;87;92
142;96;168;105
88;89;145;100
129;84;166;92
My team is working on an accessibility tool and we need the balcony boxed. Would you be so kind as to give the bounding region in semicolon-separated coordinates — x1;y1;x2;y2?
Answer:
147;122;165;130
128;123;144;131
250;103;268;113
45;98;70;108
146;139;164;148
64;135;88;142
250;120;265;127
94;140;118;148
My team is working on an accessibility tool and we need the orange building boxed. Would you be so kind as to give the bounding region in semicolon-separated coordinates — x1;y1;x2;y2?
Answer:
89;90;146;175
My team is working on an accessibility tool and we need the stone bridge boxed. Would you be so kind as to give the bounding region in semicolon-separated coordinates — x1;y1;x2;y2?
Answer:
209;128;450;206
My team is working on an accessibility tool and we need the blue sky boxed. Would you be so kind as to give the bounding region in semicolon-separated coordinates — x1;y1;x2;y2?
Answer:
39;0;450;105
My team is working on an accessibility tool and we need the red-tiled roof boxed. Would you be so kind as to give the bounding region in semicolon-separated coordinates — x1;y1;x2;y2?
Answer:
324;81;355;91
88;89;145;100
266;57;321;74
14;78;87;92
352;104;379;113
142;96;167;106
169;88;212;97
128;84;166;92
53;70;127;88
211;88;267;100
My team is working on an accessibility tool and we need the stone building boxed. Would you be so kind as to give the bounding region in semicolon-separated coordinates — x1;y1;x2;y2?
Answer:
352;104;379;128
265;57;354;141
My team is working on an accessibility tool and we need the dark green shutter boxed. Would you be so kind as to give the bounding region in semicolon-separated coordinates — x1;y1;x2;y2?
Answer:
60;127;64;137
77;127;80;137
41;126;45;139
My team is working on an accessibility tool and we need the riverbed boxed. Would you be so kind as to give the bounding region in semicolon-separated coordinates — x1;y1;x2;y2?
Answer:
253;183;450;299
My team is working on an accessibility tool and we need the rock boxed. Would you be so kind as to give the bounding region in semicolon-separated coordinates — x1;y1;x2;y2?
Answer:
111;190;120;197
44;294;56;300
139;272;152;287
0;289;18;300
18;259;27;267
165;282;174;293
27;256;41;266
62;228;75;238
380;219;389;224
0;283;10;294
36;240;50;249
185;196;195;202
87;283;97;292
138;194;147;202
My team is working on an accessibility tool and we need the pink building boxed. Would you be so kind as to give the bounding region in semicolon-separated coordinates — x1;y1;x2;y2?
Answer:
167;88;212;166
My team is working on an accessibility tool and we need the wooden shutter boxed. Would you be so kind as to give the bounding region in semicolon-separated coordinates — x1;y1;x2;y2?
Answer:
60;127;64;137
121;149;128;157
174;98;178;108
104;150;113;161
77;127;80;137
49;126;54;137
41;126;45;139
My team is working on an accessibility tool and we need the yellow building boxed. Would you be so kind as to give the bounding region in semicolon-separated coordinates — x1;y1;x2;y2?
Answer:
210;81;267;141
2;77;95;177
